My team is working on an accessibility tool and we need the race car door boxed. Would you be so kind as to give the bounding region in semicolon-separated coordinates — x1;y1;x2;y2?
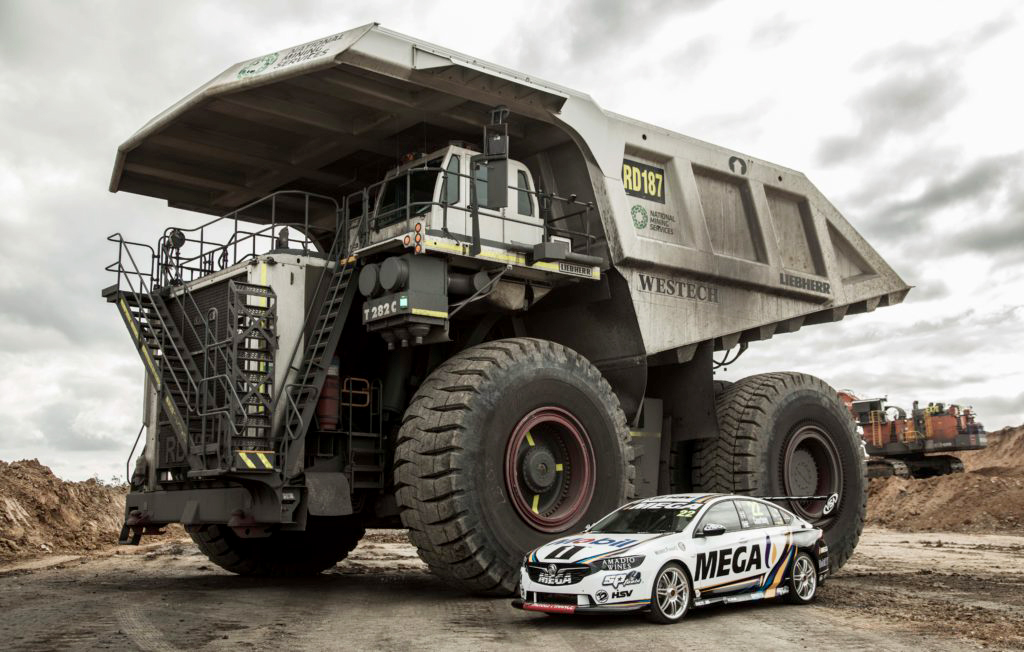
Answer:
691;499;752;594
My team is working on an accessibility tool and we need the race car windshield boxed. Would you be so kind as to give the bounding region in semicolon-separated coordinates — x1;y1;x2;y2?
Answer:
588;505;702;534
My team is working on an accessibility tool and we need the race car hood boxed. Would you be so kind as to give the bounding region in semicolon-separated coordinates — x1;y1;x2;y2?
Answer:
529;532;669;564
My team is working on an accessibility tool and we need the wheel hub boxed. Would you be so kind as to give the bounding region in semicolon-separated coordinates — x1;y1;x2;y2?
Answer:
504;406;596;533
522;447;558;493
789;448;819;496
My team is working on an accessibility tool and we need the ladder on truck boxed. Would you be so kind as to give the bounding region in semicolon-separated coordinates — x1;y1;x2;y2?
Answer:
276;229;360;480
104;236;275;480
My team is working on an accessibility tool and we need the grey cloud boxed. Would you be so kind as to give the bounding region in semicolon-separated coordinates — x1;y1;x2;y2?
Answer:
817;68;963;165
748;13;800;49
856;153;1022;246
566;0;718;61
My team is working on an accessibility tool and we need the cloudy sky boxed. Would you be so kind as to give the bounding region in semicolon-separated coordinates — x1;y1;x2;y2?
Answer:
1;1;1021;481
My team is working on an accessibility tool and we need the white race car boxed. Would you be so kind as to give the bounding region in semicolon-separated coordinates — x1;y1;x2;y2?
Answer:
512;493;831;623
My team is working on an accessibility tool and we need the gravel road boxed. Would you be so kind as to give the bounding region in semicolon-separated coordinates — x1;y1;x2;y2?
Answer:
1;527;1021;651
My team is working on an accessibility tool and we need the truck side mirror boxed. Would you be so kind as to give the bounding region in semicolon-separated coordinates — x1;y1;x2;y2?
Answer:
477;159;508;210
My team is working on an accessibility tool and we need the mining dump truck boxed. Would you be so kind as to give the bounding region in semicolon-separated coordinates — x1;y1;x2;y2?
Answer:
103;23;909;593
839;392;987;478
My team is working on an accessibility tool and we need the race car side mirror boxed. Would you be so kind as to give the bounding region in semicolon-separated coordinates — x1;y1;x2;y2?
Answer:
696;523;726;538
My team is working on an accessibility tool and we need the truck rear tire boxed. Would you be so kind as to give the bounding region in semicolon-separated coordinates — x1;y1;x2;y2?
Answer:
693;372;866;570
190;516;364;576
394;338;634;595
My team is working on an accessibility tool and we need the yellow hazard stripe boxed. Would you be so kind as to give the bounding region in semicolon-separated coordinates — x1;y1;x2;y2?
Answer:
120;299;161;386
532;494;540;513
411;308;448;319
237;450;274;470
424;240;597;278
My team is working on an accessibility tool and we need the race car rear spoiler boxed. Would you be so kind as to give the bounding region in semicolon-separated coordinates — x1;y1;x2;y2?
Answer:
760;493;839;516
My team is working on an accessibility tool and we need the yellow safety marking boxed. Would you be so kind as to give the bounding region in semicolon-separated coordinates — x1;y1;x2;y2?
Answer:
555;463;563;471
411;308;449;319
258;263;268;307
341;255;358;265
629;430;661;438
119;299;140;340
525;432;535;447
426;240;597;278
532;494;540;514
238;452;257;469
255;451;272;468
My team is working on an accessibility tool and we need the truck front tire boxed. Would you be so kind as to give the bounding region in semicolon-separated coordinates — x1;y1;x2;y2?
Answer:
394;338;634;595
190;516;364;576
693;372;866;570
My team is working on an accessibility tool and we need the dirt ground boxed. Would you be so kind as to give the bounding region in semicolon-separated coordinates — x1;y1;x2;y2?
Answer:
0;527;1021;651
2;426;1022;650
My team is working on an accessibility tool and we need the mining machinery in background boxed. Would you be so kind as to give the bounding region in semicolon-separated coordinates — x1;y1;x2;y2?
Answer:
838;391;987;478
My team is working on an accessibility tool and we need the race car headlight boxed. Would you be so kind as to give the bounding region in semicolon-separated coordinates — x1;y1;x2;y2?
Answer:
595;555;645;572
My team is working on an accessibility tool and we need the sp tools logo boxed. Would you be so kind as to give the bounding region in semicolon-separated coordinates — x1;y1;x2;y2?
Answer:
602;570;642;589
631;205;648;229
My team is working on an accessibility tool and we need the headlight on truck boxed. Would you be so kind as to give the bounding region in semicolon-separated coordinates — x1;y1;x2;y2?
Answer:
596;555;645;571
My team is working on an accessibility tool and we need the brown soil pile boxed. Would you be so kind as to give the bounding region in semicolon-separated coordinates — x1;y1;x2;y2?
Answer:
0;459;127;561
867;425;1024;532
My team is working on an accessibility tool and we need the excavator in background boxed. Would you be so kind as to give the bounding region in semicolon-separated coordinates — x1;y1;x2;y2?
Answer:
838;391;988;478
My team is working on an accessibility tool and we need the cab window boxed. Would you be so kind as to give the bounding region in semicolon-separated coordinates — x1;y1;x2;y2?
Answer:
697;500;743;534
474;162;488;206
517;170;533;216
444;156;460;205
736;500;773;529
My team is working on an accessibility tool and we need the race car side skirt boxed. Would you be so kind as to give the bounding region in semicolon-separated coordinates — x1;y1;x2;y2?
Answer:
694;586;789;608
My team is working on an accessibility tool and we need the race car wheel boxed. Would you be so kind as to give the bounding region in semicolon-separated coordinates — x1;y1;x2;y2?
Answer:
785;552;818;604
189;516;364;576
394;338;634;595
647;562;691;624
692;372;866;570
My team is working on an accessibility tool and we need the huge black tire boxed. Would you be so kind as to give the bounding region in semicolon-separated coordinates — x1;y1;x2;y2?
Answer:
190;516;365;576
394;338;635;595
692;372;866;570
668;380;733;492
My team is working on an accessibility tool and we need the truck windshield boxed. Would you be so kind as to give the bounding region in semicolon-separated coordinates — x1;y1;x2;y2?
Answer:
376;157;443;228
588;505;703;534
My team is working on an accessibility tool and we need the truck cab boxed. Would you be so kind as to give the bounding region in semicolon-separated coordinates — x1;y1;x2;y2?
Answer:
363;144;542;251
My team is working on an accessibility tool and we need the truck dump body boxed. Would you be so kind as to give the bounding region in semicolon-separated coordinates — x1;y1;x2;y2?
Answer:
110;23;909;360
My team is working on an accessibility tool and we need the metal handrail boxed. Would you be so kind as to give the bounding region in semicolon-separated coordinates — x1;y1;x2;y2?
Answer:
156;191;341;286
107;234;248;467
343;164;598;256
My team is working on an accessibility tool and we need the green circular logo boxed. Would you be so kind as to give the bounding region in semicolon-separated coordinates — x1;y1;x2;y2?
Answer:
631;205;648;229
237;53;279;79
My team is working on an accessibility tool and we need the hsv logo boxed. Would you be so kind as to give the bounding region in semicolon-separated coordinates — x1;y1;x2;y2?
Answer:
694;544;763;582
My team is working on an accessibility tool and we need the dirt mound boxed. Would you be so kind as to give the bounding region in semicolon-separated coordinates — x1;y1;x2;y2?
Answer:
867;425;1024;532
0;459;126;561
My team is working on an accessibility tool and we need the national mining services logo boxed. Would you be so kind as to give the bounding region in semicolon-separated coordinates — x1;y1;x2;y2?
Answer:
237;53;279;79
631;204;648;230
